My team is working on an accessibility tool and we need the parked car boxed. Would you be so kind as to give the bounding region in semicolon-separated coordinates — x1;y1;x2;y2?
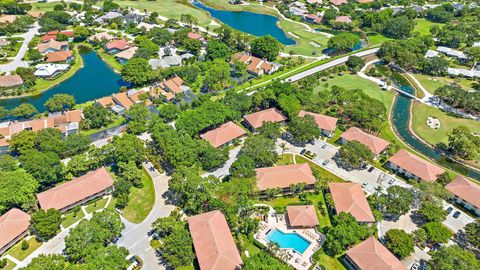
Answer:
411;262;419;270
367;166;375;172
300;149;306;155
419;259;428;270
447;207;453;214
304;150;316;159
453;211;461;218
361;182;368;188
388;178;395;185
322;159;330;165
321;143;327;149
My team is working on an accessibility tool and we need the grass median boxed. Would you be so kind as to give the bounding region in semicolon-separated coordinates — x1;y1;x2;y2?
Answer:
122;168;156;224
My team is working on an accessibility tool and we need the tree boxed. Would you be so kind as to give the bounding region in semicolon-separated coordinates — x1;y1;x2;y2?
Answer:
383;16;414;39
203;59;232;92
15;67;36;88
243;251;291;270
447;126;480;160
288;115;321;144
206;39;229;60
0;155;17;171
9;130;37;154
384;229;414;259
239;135;278;168
418;201;447;222
346;56;365;73
328;32;360;52
126;104;150;134
421;56;448;76
197;141;229;171
277;94;301;118
134;35;160;56
427;5;454;23
82;104;114;130
11;103;38;119
378;186;414;218
21;240;29;250
258;122;281;140
30;209;63;241
323;212;369;256
26;48;43;62
423;222;452;244
157;103;180;123
464;219;480;249
117;160;142;187
121;58;157;85
147;27;172;46
429;246;479;270
338;140;373;169
20;254;67;270
0;170;38;214
0;106;9;120
466;46;480;62
230;155;256;178
20;150;64;187
250;35;282;61
103;0;119;12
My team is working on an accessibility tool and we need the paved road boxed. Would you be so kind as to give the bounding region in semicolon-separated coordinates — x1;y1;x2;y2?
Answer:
285;48;379;82
203;145;241;179
0;22;39;73
116;162;175;270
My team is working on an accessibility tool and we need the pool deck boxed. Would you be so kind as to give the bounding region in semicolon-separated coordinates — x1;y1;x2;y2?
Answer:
254;206;323;270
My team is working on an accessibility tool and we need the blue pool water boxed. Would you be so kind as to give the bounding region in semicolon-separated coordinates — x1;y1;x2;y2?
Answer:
266;229;311;254
193;1;295;45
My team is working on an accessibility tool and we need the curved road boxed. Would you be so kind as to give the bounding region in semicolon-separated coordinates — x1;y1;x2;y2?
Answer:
0;22;39;73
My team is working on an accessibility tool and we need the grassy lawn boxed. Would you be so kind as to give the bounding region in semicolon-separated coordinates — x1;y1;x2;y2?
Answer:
115;0;215;28
411;102;480;146
314;252;346;270
96;49;123;72
276;153;294;165
202;0;277;15
30;2;60;11
80;115;126;136
122;168;155;224
279;20;330;56
414;18;442;36
414;73;475;95
106;197;117;211
367;34;392;47
34;48;83;93
61;209;85;228
6;238;42;261
236;233;261;258
85;197;109;214
0;258;16;270
315;73;395;109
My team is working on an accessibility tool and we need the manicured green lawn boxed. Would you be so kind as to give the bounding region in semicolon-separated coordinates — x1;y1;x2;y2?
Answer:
3;37;23;57
202;0;277;16
61;209;85;228
314;252;346;270
30;2;60;11
315;74;395;109
0;258;16;270
367;34;392;46
276;153;294;166
96;49;123;72
85;197;109;214
279;20;330;56
414;18;442;36
414;74;475;95
107;197;117;211
411;102;480;146
236;233;261;257
80;115;126;136
122;168;156;223
6;238;42;261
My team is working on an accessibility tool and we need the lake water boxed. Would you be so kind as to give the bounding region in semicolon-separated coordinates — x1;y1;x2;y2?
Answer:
192;1;295;45
0;51;129;112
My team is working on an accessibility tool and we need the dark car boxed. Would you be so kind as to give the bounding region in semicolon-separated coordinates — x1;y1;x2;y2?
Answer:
419;259;428;270
367;166;375;172
300;149;306;155
447;207;453;214
453;211;461;218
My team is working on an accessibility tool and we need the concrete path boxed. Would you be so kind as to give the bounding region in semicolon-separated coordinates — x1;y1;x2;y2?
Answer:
0;22;39;73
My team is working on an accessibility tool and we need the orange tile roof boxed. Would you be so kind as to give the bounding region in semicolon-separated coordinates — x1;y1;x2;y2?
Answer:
96;96;115;108
45;50;72;63
200;121;246;148
105;39;128;51
298;110;337;132
244;108;287;129
0;75;23;87
188;210;243;270
286;205;319;227
329;183;375;222
187;32;203;40
27;11;43;18
37;40;68;53
335;15;352;23
0;15;17;24
65;110;82;123
445;175;480;209
346;237;408;270
255;163;316;190
340;127;390;155
330;0;348;5
115;46;138;60
36;167;114;211
0;209;30;251
41;30;74;42
388;149;444;182
163;76;184;94
113;92;134;110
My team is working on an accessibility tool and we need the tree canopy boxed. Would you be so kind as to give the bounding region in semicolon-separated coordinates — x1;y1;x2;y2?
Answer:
250;35;282;61
384;229;414;259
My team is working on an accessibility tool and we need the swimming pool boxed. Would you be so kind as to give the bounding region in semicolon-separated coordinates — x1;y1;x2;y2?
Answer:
266;229;311;254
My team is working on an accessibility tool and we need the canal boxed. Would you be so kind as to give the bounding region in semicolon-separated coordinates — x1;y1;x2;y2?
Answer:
390;81;480;180
192;1;295;45
0;51;129;112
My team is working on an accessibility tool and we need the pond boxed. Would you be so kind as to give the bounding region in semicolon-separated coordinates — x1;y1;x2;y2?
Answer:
390;82;480;180
192;1;295;45
0;51;129;112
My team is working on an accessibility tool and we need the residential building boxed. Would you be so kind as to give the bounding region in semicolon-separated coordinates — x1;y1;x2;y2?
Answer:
37;40;69;54
0;209;31;255
255;163;316;191
330;0;348;5
303;14;322;24
243;108;287;130
95;11;122;24
345;237;407;270
45;50;73;63
339;127;390;156
148;55;182;69
286;205;319;228
187;32;206;43
104;39;129;54
307;0;323;4
41;30;74;42
160;75;188;95
329;183;375;223
188;210;243;270
34;64;70;78
200;121;247;148
96;96;115;108
231;53;278;76
0;15;16;24
298;110;337;137
424;50;439;58
127;89;152;106
436;46;468;61
27;11;43;19
113;92;134;110
0;38;9;47
387;149;445;182
36;167;114;212
445;175;480;216
335;16;352;23
358;0;373;3
289;6;308;16
115;46;138;64
0;75;24;89
89;32;115;43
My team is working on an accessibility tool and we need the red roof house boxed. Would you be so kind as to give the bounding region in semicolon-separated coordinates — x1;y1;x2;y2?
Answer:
388;150;445;182
346;237;408;270
445;176;480;215
286;205;319;228
255;163;316;191
200;121;246;148
329;183;375;222
340;127;390;155
244;108;287;129
298;110;337;136
0;209;31;254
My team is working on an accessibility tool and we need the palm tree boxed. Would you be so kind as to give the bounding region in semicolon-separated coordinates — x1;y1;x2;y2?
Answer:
374;186;383;196
279;142;288;158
